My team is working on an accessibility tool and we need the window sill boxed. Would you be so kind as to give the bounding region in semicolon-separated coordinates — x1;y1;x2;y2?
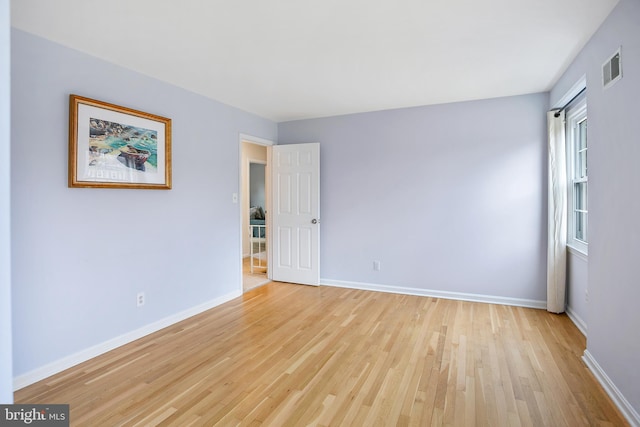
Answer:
567;244;588;261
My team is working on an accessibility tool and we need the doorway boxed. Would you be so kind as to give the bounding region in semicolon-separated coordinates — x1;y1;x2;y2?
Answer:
240;136;271;292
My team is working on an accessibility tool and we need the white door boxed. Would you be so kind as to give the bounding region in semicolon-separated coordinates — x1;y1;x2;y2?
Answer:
269;143;320;285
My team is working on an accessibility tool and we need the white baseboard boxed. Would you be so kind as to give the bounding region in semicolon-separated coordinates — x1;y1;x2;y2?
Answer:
566;305;587;336
582;350;640;427
320;278;546;309
13;289;241;391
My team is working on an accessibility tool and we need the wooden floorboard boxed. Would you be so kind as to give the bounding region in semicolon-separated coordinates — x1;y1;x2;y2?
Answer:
15;282;628;426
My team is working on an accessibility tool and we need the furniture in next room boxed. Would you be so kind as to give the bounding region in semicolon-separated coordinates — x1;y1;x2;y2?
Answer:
249;206;266;273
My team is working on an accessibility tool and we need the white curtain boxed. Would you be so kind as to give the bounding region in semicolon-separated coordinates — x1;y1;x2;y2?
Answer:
547;111;567;313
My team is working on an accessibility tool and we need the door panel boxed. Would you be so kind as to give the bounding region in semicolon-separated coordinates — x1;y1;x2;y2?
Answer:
278;227;292;267
298;228;312;269
278;174;292;214
299;173;312;214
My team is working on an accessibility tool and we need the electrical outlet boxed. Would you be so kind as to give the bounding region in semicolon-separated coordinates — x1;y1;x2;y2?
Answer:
373;261;381;271
137;292;145;307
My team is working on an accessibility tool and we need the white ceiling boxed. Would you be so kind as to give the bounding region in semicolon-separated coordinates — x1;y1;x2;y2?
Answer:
11;0;618;122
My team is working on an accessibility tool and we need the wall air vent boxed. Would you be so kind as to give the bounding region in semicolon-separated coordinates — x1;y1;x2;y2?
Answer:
602;47;622;89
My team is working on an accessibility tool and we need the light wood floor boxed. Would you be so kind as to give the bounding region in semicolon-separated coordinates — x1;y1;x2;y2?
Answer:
16;282;628;426
243;256;268;292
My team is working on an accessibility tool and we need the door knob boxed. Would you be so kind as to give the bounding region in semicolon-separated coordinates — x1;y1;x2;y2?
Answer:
311;218;319;224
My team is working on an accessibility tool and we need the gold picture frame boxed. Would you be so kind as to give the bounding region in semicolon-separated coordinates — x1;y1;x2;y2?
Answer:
69;95;172;189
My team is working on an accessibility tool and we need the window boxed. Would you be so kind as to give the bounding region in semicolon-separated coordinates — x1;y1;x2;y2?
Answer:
566;97;587;253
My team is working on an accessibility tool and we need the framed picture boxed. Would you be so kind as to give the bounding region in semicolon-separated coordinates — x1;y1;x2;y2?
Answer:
69;95;172;189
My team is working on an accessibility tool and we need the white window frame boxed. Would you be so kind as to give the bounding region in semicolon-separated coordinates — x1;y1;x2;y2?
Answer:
566;97;588;255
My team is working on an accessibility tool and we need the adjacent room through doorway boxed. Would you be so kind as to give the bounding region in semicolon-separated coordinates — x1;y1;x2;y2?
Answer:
241;139;270;292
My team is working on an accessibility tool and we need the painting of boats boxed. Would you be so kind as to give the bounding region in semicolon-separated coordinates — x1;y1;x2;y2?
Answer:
118;144;151;171
69;94;171;189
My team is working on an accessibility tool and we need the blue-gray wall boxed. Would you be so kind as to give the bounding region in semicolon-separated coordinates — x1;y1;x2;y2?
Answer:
11;29;277;379
551;0;640;416
279;93;549;303
1;0;13;404
249;163;266;209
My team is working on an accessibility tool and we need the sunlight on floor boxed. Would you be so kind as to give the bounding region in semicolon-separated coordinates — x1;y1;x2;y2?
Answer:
242;256;269;292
